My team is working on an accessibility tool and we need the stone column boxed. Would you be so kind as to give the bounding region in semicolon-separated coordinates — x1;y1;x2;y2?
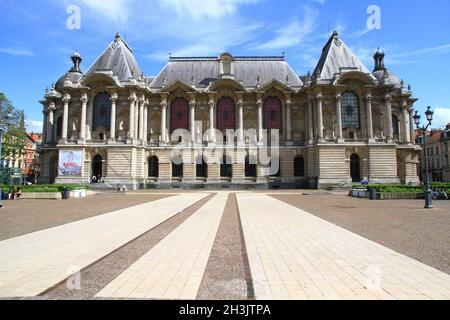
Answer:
189;95;196;144
307;99;314;144
257;94;263;142
208;94;216;143
128;92;136;141
42;110;48;144
86;94;93;141
385;94;393;143
61;94;71;142
410;110;415;144
109;93;118;143
366;93;375;143
143;101;148;144
285;93;292;144
402;99;410;144
46;102;56;144
160;95;168;143
336;92;344;143
135;97;141;140
316;92;324;143
79;94;88;143
139;96;145;141
237;97;244;144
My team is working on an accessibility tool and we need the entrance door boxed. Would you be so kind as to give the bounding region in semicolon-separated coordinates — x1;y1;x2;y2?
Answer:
350;154;361;183
92;155;103;180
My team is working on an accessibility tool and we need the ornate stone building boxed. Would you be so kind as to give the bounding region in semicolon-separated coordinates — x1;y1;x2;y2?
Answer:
39;32;421;189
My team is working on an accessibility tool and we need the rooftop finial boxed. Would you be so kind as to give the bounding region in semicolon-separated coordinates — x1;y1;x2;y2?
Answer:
70;51;82;73
115;32;122;41
373;47;386;72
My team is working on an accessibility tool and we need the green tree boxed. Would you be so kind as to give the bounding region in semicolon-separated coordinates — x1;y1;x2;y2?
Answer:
0;92;26;166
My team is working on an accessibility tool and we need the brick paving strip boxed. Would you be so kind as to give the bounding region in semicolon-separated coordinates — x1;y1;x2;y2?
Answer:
0;193;209;298
39;193;216;300
237;194;450;300
96;192;229;300
196;193;254;300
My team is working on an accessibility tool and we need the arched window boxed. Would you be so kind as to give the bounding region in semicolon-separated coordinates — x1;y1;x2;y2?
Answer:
172;162;183;178
263;97;283;133
196;156;208;178
148;156;159;178
350;154;361;183
217;97;236;131
221;155;233;178
93;93;111;131
170;98;189;133
392;115;400;135
294;156;305;177
92;155;103;180
245;155;257;178
341;92;360;129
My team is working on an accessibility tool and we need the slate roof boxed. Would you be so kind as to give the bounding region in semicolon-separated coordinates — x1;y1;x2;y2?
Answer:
85;33;143;83
149;56;303;89
313;32;372;80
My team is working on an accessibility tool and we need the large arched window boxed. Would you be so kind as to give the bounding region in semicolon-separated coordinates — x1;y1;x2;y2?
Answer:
245;155;257;178
148;156;159;178
392;115;400;135
217;97;236;131
221;155;233;178
93;93;111;130
170;98;189;133
341;92;360;129
263;97;283;133
196;156;208;178
294;155;305;177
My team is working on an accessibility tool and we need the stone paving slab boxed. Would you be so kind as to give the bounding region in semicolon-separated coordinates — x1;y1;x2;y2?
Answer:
96;192;229;300
0;193;208;298
237;194;450;300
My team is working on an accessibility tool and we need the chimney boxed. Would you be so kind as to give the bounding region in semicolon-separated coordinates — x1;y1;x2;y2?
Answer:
373;48;386;72
70;51;82;73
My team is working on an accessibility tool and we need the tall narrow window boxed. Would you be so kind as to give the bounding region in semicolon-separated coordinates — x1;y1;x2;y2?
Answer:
263;97;283;133
93;93;111;130
221;155;233;178
341;92;360;129
172;162;183;178
170;98;189;133
148;156;159;178
217;97;236;131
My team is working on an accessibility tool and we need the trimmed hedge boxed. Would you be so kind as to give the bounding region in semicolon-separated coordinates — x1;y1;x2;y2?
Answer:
0;184;91;193
363;183;450;193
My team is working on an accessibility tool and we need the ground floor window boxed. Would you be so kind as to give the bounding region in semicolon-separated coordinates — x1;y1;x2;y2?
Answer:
196;157;208;178
294;156;305;177
350;154;361;182
245;155;257;178
148;156;159;178
221;155;233;178
172;163;183;178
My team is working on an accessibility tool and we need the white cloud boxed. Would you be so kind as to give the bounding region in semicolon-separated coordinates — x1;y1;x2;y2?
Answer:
251;7;318;50
0;47;34;56
77;0;130;22
433;108;450;128
159;0;261;19
26;120;43;133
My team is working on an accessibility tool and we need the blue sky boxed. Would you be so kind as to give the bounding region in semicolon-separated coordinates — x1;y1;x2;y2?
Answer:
0;0;449;132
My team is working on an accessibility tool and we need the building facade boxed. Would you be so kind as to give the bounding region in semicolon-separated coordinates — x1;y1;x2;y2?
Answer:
22;133;42;183
39;32;421;189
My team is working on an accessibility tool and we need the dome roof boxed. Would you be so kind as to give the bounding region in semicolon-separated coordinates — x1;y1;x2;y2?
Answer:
55;72;83;89
373;69;402;88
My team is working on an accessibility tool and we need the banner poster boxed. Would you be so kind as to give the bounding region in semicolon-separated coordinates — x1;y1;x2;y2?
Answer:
58;150;83;176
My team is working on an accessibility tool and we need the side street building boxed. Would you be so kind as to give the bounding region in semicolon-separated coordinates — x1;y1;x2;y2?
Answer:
38;32;421;189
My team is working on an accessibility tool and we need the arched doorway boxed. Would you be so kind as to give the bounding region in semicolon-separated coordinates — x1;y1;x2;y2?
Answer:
221;155;233;178
148;156;159;178
92;155;103;181
245;155;257;178
196;156;208;178
350;154;361;183
294;155;305;177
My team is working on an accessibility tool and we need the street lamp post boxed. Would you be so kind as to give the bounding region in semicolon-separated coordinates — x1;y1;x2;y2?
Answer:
413;106;434;209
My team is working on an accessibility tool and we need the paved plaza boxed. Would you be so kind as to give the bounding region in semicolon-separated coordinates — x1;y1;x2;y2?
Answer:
0;192;450;300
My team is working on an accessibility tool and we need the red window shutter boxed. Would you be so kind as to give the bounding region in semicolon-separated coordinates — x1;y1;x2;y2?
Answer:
263;97;282;132
217;98;236;131
170;98;189;132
